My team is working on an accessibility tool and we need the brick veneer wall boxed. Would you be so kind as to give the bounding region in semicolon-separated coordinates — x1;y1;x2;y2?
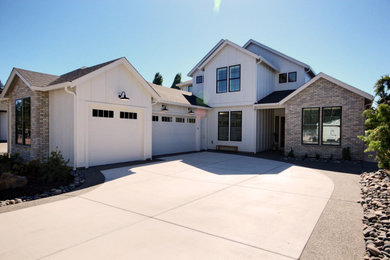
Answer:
5;77;49;161
285;78;366;160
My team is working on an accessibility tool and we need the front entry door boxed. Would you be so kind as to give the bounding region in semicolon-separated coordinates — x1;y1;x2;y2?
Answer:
280;116;285;148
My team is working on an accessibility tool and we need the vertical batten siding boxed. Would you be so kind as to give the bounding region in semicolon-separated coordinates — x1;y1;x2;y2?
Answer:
257;63;275;101
257;109;274;152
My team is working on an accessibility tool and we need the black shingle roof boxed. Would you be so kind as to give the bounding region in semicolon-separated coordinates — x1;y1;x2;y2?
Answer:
256;90;295;104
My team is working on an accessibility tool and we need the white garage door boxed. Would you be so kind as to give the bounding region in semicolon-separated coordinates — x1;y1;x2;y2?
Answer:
88;107;144;166
152;115;196;156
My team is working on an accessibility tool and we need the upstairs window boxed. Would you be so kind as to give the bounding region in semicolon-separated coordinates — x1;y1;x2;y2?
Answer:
322;107;341;145
229;65;241;92
15;97;31;145
288;72;297;82
279;73;287;83
196;76;203;84
302;108;320;145
216;67;227;93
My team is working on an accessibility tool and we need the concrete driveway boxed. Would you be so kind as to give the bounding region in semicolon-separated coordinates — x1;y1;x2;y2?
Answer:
0;152;334;259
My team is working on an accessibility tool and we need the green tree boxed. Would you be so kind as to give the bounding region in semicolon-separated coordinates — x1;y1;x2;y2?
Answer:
374;75;390;105
152;73;163;85
171;73;181;89
359;104;390;169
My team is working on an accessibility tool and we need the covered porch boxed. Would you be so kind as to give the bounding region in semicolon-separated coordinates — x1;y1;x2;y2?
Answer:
256;107;285;153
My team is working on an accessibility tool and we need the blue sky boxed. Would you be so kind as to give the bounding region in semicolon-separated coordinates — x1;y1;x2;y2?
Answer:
0;0;389;95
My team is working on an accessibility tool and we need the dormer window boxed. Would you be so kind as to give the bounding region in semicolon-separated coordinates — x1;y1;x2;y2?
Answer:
196;76;203;84
279;72;297;83
279;73;287;83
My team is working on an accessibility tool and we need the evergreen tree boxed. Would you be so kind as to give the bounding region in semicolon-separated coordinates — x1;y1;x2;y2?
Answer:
171;73;182;89
0;80;4;92
152;73;163;85
374;75;390;105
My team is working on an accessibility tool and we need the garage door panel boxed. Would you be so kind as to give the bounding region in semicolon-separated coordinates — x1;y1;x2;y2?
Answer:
152;119;196;156
88;107;144;166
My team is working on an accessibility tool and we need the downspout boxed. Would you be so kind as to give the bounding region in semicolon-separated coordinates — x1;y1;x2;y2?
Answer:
64;86;77;170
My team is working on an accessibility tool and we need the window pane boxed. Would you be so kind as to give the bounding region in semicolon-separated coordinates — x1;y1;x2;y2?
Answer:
98;110;103;117
104;110;109;117
92;109;98;117
196;76;203;84
23;98;31;145
218;112;229;141
217;68;227;80
279;73;287;83
229;65;240;79
109;111;114;118
288;72;297;82
302;125;319;144
15;100;23;144
302;108;319;144
230;111;242;141
322;107;341;145
322;126;340;145
229;79;240;92
217;80;227;93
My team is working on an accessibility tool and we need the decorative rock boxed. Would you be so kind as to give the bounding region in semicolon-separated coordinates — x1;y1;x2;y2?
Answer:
367;244;382;256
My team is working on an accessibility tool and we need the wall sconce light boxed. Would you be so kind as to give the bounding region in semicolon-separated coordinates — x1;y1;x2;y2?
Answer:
161;105;168;112
187;108;194;115
118;91;129;100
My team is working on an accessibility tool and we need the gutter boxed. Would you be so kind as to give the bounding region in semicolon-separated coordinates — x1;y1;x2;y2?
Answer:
64;86;78;170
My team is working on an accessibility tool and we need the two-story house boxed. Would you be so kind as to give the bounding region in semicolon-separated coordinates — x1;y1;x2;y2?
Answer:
0;39;373;168
188;39;373;160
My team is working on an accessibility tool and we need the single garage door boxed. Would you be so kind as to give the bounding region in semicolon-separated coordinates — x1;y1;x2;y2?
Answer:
88;107;144;166
152;115;196;156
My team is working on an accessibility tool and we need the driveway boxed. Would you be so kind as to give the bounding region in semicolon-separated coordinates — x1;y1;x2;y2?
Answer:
0;152;334;259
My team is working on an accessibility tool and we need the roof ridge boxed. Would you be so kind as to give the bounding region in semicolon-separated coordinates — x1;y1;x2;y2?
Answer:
14;67;59;77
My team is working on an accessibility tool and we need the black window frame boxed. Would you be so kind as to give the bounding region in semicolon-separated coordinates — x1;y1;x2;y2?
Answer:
152;115;159;122
120;111;137;120
217;111;229;141
15;97;31;146
288;72;297;82
301;107;320;145
92;109;114;118
216;67;228;93
279;73;287;83
321;106;342;146
229;65;241;92
196;76;203;84
230;111;242;141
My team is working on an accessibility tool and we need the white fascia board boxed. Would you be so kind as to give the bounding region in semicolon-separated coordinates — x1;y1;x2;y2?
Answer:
279;72;374;104
210;102;255;108
156;100;212;110
253;103;284;109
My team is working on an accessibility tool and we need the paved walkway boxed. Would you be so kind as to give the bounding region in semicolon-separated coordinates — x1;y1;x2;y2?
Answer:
0;152;334;259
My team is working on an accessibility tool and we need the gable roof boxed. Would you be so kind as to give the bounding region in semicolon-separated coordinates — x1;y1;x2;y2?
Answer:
254;72;373;108
256;90;295;104
1;57;160;100
148;83;210;109
243;39;315;77
187;39;279;77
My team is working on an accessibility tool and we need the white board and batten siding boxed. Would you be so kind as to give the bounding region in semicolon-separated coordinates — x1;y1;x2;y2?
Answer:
67;63;152;167
152;104;199;156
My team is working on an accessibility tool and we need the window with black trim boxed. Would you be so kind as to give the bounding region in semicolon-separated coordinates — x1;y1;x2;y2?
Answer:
15;97;31;145
162;116;172;122
279;73;287;83
230;111;242;141
120;111;137;119
288;72;297;82
187;118;196;123
218;112;229;140
152;115;159;122
322;107;341;145
92;109;114;118
196;76;203;84
302;108;320;144
176;117;185;123
216;67;227;93
229;65;241;92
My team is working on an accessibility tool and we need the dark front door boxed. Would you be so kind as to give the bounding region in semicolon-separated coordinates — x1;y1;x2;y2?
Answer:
280;117;285;148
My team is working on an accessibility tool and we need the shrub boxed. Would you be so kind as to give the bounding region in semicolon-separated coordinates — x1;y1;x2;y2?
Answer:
19;159;42;182
342;147;352;161
315;153;320;160
0;153;24;174
287;148;295;158
329;154;334;161
41;150;72;183
304;153;308;159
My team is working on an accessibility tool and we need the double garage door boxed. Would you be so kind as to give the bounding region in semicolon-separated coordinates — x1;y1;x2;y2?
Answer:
152;115;197;156
88;106;144;166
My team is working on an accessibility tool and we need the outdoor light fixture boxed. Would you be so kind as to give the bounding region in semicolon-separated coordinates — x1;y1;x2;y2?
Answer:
161;105;168;112
118;91;129;100
187;108;194;115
